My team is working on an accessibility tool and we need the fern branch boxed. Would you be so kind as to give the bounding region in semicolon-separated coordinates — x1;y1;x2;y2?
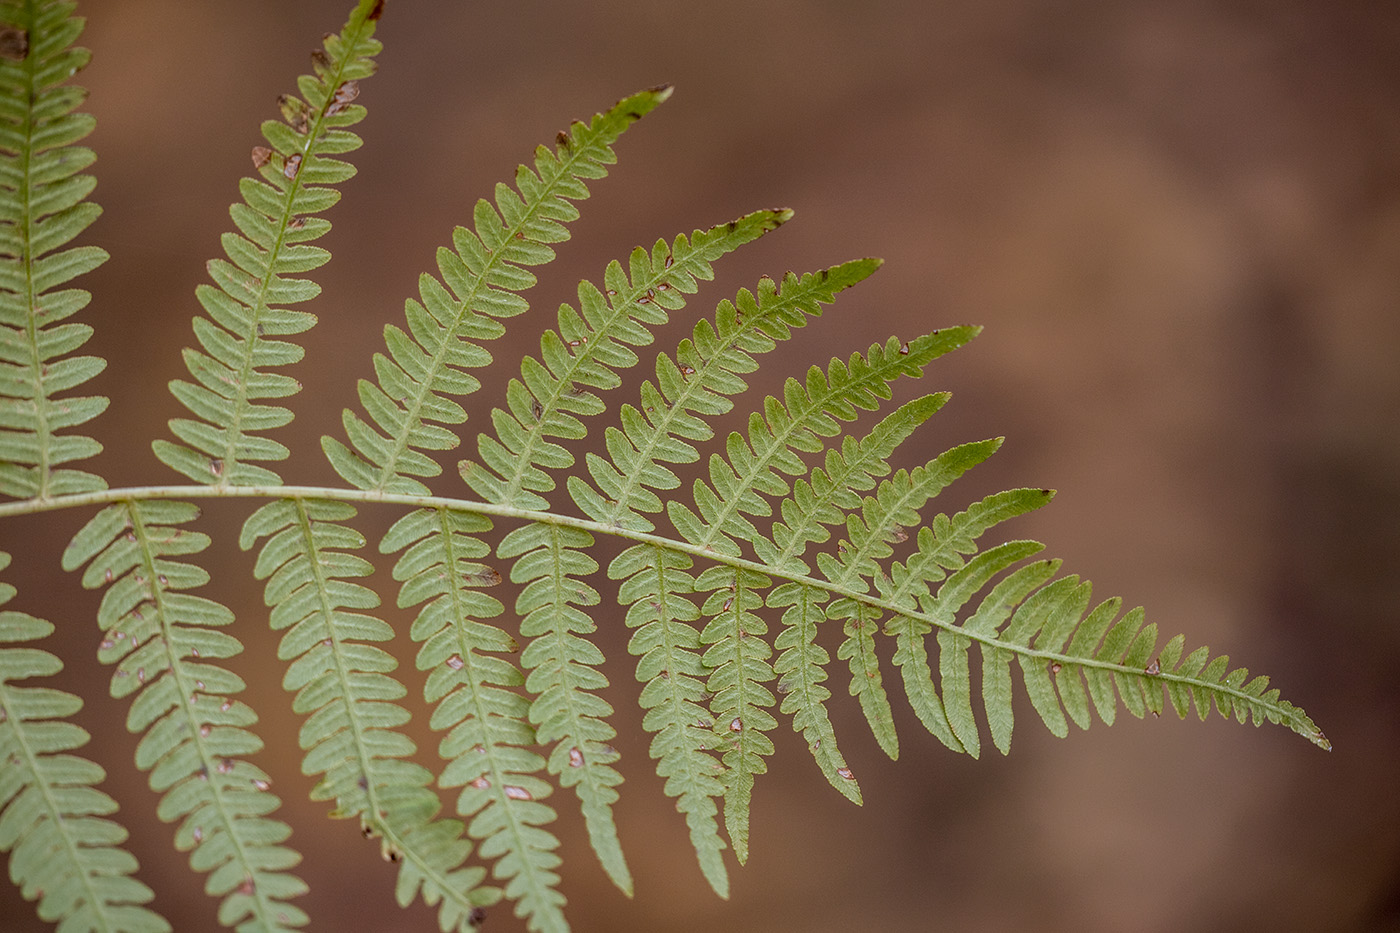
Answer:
62;501;307;932
497;521;631;896
0;551;170;933
693;564;773;864
152;0;383;486
239;499;498;932
459;209;789;511
323;86;671;495
0;0;108;500
612;543;728;897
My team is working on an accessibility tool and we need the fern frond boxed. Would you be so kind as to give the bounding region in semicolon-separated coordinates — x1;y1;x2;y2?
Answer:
498;521;631;896
323;86;671;495
0;0;108;500
381;507;566;933
0;552;170;933
459;209;789;511
152;0;383;486
239;499;498;932
61;502;307;932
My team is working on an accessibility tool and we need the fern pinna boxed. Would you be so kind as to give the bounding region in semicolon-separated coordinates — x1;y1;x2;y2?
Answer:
0;2;1328;933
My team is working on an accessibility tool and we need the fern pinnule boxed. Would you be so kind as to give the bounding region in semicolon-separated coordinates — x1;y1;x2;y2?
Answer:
323;86;672;496
0;0;108;500
0;553;170;933
153;0;383;487
459;208;790;511
62;501;308;932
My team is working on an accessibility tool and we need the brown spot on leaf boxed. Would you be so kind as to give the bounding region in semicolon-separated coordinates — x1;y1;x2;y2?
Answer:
0;26;27;61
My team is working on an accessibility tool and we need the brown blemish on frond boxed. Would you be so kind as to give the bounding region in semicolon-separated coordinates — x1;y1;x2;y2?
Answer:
0;26;27;61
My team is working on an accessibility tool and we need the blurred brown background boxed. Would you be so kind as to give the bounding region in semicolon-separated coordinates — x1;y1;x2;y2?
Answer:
3;0;1398;930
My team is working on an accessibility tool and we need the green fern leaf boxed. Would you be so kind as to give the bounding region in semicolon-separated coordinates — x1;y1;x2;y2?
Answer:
497;521;632;896
757;393;950;575
594;261;880;879
152;1;383;486
670;332;968;853
62;503;307;932
323;86;671;495
0;552;171;933
0;0;108;500
611;542;728;898
878;489;1056;755
694;564;773;865
460;209;790;511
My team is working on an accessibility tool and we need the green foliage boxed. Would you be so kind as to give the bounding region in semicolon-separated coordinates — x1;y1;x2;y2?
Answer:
0;1;1328;932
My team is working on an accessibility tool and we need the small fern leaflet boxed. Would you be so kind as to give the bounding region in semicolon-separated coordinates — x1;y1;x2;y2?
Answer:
0;0;108;500
63;502;307;932
0;551;169;933
153;0;383;486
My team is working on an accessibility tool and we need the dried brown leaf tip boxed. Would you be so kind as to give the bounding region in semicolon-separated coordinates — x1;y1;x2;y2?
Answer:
251;146;273;169
0;25;26;61
367;0;385;20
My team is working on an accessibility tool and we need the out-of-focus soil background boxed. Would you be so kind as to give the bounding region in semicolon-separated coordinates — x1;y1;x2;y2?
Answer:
3;1;1398;931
